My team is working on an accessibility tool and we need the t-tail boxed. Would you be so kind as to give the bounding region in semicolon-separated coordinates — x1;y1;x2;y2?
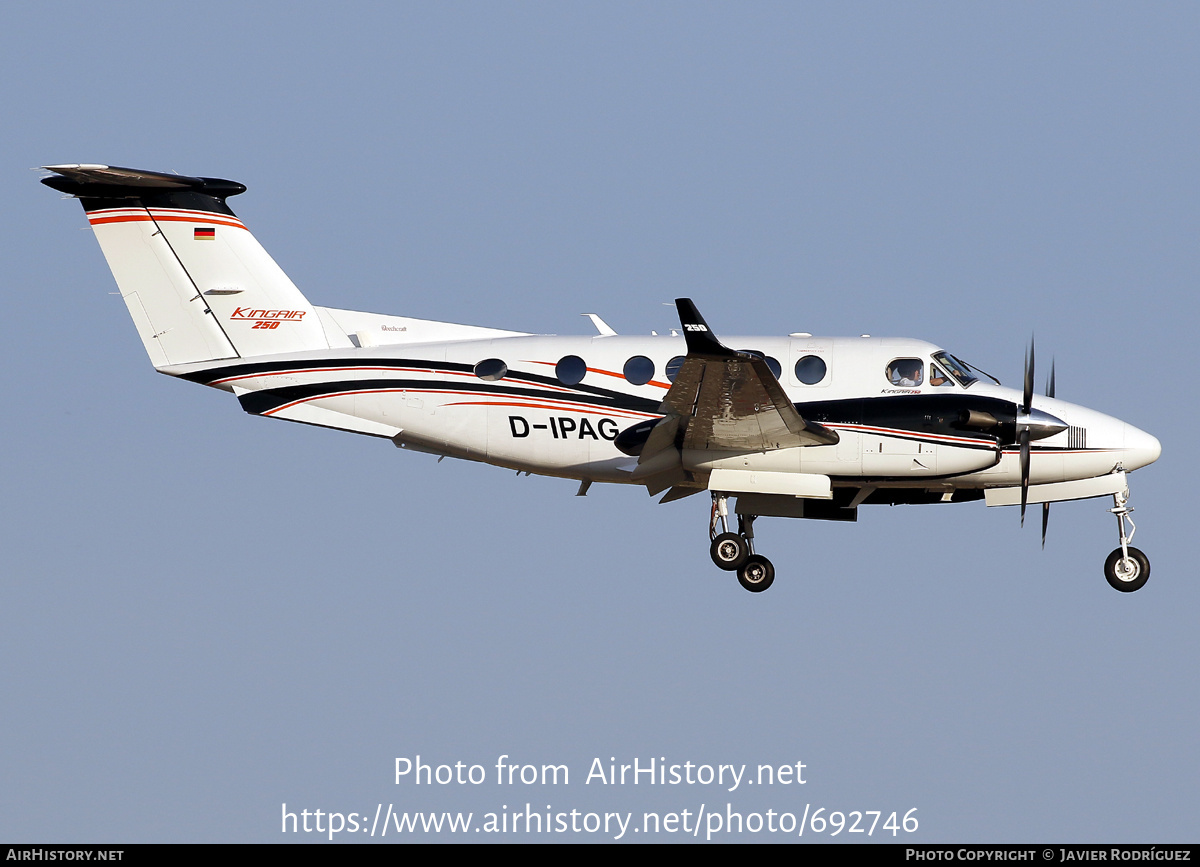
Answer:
42;164;330;367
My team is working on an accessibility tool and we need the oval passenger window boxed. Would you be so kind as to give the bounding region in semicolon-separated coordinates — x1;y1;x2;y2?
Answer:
474;358;508;381
556;355;587;386
795;355;827;385
623;356;655;386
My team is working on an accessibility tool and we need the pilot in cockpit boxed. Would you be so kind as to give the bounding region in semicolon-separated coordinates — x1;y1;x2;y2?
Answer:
888;359;924;387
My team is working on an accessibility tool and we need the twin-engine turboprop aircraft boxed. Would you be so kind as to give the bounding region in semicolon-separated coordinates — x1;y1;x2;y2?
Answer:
42;164;1161;593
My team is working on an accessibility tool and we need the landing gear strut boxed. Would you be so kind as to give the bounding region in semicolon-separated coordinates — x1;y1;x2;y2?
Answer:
1104;489;1150;592
709;494;775;592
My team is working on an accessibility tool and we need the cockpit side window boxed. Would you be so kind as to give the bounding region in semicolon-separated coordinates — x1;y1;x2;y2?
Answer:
886;358;923;387
932;351;979;387
929;362;954;387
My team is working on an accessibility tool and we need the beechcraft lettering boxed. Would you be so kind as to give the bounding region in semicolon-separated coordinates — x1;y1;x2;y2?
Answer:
42;163;1162;595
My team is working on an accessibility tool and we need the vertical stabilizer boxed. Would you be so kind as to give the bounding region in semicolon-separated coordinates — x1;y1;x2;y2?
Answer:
43;165;330;366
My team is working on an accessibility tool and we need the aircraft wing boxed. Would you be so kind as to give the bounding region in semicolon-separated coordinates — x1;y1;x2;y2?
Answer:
660;299;839;452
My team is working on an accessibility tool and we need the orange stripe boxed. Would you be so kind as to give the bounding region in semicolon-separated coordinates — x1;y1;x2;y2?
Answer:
211;366;478;385
586;366;625;379
88;213;247;229
417;389;654;417
523;359;668;389
91;206;243;220
264;387;656;419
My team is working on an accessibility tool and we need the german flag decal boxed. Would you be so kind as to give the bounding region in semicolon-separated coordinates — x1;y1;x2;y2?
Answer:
194;227;216;240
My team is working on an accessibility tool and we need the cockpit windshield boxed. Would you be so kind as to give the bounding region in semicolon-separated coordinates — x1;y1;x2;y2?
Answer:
932;351;989;388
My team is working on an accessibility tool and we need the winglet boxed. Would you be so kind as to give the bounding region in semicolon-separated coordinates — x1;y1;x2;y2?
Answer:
675;298;736;357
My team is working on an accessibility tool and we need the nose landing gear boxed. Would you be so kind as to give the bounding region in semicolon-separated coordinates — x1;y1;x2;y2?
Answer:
1104;489;1150;592
710;493;775;592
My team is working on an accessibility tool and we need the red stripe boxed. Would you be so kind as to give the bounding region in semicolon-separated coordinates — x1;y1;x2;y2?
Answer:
263;387;656;419
210;366;481;385
524;359;669;389
828;422;993;447
210;366;639;409
88;212;247;230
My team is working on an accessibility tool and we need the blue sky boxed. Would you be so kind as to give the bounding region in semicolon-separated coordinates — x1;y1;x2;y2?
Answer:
3;2;1196;842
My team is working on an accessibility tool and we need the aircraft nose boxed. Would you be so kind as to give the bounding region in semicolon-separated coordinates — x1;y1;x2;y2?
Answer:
1123;423;1162;470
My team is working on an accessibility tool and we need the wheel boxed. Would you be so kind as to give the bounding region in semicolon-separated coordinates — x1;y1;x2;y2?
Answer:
710;532;749;571
1104;546;1150;592
737;555;775;592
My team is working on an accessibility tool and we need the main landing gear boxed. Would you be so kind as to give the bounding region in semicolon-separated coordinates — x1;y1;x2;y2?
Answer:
1104;488;1150;592
709;494;775;592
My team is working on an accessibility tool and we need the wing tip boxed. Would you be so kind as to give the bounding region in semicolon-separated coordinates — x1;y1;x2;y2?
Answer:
675;298;735;356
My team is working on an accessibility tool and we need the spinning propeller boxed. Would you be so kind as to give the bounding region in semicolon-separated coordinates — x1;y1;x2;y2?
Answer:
1017;338;1063;547
1041;357;1055;547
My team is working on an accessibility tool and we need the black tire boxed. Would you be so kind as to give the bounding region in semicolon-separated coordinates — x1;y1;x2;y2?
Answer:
737;555;775;592
710;532;749;571
1104;546;1150;593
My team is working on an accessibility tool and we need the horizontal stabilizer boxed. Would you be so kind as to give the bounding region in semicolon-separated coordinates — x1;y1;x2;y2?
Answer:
42;164;246;199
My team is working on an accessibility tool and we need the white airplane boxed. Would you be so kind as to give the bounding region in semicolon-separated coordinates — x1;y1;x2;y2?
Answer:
42;164;1162;593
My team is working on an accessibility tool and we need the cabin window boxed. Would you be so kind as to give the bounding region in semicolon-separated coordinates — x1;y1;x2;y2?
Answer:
886;358;923;387
794;355;827;385
474;358;508;382
556;355;587;386
665;355;686;382
623;355;655;386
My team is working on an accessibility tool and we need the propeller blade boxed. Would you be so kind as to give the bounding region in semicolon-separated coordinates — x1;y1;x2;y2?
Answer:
1041;502;1050;549
1019;428;1031;527
1022;337;1035;415
1046;357;1056;399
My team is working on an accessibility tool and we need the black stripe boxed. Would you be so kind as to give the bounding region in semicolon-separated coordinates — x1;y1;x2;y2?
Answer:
831;425;996;451
179;356;472;383
800;394;1020;446
237;377;663;416
185;357;664;411
198;358;1031;447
